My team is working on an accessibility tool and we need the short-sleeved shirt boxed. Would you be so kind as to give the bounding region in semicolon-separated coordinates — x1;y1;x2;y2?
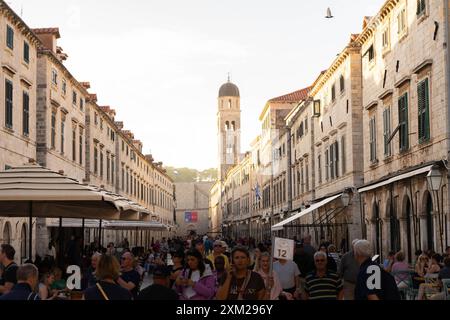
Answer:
120;270;141;299
219;271;265;300
0;262;18;289
355;259;400;300
304;271;343;300
273;261;301;290
84;281;132;301
137;284;179;300
0;283;40;301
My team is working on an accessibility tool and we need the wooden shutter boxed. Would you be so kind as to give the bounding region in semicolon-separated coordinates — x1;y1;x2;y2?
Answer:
399;94;409;150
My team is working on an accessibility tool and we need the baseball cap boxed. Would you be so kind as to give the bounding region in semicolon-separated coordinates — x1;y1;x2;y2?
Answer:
214;240;223;247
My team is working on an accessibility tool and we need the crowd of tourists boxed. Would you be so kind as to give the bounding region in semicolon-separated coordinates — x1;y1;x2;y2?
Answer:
0;234;449;301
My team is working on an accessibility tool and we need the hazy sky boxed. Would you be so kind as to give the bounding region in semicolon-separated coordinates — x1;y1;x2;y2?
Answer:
9;0;385;170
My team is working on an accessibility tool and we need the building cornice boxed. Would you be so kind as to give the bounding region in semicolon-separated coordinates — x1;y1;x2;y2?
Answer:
0;1;42;46
38;49;89;97
310;38;361;97
356;0;400;46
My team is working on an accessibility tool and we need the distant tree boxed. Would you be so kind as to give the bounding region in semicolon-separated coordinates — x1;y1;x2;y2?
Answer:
166;167;217;183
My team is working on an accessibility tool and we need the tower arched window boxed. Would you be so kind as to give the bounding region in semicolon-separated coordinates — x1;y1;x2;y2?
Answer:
231;121;236;131
228;100;232;109
225;121;230;131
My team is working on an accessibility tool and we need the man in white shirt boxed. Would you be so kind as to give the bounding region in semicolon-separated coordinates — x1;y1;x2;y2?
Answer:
273;259;301;297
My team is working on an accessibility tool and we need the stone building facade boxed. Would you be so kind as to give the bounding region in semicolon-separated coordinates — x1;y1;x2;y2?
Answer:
211;0;450;255
175;182;213;237
357;0;450;261
0;1;175;262
0;1;40;262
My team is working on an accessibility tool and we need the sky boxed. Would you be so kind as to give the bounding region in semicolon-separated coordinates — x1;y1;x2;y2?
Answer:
8;0;386;170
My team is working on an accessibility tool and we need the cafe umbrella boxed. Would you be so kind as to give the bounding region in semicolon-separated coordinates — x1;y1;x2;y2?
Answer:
0;164;148;260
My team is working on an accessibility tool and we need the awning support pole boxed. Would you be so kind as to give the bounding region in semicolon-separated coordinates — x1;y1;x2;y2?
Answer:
99;220;103;248
81;218;85;254
59;217;63;268
28;202;33;261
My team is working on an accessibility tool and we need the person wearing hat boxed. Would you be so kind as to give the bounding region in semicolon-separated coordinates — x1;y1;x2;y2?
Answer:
137;265;178;300
207;241;230;271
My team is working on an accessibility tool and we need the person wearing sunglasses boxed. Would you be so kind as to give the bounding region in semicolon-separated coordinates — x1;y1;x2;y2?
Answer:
207;241;230;271
303;251;343;300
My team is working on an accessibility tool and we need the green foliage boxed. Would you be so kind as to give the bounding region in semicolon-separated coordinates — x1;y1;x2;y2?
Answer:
165;167;217;183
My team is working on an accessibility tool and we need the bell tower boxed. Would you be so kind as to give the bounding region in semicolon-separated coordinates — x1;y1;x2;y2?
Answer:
217;77;241;181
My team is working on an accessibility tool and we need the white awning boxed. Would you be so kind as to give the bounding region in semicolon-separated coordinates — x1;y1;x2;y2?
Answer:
271;194;342;231
45;218;167;231
358;165;433;193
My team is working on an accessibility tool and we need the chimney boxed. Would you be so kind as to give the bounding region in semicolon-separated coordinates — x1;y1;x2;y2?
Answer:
115;121;124;130
133;140;143;153
80;82;91;90
87;94;98;103
32;28;61;54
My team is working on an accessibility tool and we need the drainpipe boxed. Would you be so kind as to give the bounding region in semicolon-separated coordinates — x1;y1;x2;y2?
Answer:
444;0;450;250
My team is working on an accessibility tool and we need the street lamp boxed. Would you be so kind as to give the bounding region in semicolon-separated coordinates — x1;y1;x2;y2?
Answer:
341;192;350;207
427;165;443;192
427;165;444;252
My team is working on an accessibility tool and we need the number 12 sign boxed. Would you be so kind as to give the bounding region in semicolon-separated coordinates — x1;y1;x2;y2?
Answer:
273;237;294;261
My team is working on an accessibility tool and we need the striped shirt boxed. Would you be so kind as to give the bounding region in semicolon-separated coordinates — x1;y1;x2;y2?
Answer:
304;271;343;300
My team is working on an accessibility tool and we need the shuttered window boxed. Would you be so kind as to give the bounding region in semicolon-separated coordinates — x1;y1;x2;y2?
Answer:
6;26;14;49
5;80;13;129
22;92;29;136
341;136;346;175
325;149;329;181
418;78;430;143
51;111;56;149
399;93;409;151
417;0;426;16
318;155;322;184
369;117;377;162
72;129;77;161
383;107;392;156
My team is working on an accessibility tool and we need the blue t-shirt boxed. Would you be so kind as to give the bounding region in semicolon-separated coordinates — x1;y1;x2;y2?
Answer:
120;270;141;299
84;281;132;301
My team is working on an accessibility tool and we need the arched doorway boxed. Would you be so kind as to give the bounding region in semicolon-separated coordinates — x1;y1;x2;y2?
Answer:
3;222;11;245
389;198;401;253
21;224;27;262
425;192;434;251
405;198;413;262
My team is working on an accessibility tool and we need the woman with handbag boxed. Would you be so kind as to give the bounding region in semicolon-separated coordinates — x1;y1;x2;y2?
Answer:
83;255;132;300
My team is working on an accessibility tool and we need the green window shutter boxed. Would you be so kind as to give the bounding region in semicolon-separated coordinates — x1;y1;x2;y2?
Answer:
399;94;409;151
418;81;424;141
404;94;409;149
424;78;430;141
